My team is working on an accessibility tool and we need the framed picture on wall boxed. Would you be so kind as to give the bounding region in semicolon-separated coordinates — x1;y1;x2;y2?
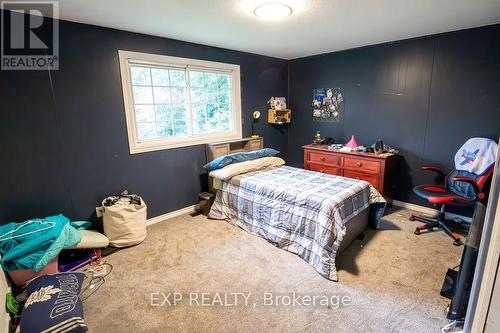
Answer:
312;88;343;122
273;97;287;110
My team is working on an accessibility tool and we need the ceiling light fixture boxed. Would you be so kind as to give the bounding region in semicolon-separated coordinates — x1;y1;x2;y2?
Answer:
254;2;293;20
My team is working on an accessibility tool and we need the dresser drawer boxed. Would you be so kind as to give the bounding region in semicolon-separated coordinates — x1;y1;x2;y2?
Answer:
308;151;341;165
344;157;381;173
343;170;379;189
309;163;340;175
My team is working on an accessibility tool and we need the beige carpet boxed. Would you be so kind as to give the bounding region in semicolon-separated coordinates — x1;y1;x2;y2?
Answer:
83;207;462;333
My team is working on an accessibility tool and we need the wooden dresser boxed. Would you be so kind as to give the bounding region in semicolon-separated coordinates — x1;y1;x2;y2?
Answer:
303;145;396;200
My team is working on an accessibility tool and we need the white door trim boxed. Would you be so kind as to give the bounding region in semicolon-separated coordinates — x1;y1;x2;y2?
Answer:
466;139;500;333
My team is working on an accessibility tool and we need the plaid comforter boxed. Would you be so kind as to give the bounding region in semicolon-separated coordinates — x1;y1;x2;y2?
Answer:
208;166;386;281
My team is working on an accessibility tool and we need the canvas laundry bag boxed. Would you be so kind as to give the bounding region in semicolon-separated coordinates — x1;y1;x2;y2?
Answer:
102;193;147;247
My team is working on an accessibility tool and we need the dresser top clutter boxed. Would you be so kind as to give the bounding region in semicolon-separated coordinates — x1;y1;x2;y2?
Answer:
303;144;395;159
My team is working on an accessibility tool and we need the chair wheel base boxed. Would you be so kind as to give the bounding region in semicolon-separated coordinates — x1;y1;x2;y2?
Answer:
410;211;467;246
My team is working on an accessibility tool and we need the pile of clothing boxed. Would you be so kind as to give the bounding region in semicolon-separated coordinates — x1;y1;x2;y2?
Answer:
103;192;142;207
0;214;90;273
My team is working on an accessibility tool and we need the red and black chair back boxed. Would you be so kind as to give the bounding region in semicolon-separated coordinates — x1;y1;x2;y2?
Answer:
444;167;494;204
411;137;498;245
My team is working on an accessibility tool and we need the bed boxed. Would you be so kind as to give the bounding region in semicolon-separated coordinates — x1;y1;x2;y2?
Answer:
206;138;386;281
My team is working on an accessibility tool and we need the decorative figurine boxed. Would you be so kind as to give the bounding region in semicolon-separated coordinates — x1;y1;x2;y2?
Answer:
374;139;384;154
313;131;322;145
345;135;359;148
267;97;275;110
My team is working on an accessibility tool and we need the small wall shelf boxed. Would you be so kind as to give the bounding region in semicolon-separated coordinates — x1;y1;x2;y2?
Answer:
268;109;291;125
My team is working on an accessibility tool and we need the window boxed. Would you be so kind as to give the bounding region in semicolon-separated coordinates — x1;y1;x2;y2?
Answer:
118;50;242;153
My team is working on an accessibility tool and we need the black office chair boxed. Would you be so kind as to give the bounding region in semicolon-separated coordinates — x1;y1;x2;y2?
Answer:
410;138;497;246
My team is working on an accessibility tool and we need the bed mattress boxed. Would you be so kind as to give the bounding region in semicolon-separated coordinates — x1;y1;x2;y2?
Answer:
208;165;386;281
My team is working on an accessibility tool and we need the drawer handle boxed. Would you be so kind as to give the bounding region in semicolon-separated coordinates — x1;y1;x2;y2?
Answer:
320;157;325;161
356;162;362;167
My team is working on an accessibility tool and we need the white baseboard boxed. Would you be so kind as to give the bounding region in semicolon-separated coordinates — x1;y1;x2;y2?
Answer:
146;204;200;227
393;200;438;215
392;200;472;222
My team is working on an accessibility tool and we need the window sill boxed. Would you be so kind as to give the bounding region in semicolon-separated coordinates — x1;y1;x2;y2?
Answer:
129;133;243;154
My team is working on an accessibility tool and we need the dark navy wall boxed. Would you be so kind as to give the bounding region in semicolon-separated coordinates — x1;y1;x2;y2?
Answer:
0;18;288;223
288;24;500;208
1;15;499;224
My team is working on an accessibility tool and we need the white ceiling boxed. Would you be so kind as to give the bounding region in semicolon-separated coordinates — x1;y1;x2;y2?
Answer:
55;0;500;59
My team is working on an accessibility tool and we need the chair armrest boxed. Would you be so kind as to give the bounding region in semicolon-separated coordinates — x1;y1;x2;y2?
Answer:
422;165;446;177
452;177;482;199
451;197;477;205
428;196;474;205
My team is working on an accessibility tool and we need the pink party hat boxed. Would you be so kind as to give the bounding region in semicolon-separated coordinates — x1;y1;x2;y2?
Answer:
345;135;359;148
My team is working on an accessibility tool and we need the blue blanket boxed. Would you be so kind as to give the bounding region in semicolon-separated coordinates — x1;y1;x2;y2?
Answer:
0;214;90;272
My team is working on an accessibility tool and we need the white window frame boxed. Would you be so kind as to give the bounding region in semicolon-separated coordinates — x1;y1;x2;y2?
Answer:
118;50;242;154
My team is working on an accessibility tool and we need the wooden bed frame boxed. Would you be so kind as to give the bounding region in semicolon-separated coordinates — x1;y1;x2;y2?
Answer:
205;137;263;193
